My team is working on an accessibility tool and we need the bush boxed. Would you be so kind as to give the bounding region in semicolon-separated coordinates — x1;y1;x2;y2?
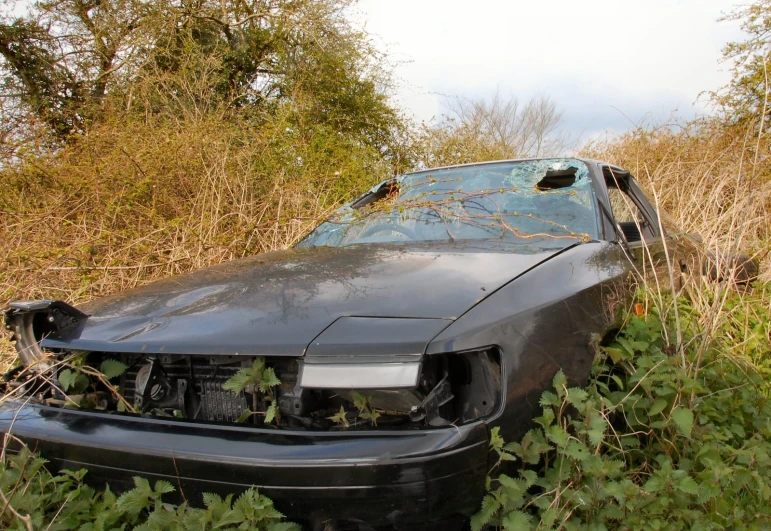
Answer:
473;293;771;530
0;446;299;530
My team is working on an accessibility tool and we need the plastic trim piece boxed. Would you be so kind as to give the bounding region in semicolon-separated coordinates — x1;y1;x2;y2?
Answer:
298;361;421;389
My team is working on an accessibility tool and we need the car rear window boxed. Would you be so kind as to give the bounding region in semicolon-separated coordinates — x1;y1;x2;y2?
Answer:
298;158;599;247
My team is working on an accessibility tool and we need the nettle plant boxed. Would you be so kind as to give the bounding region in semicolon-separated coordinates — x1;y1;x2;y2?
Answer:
0;446;300;531
223;358;282;425
54;351;134;412
473;309;771;530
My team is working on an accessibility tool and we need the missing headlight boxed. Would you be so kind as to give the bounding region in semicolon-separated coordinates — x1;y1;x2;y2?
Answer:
4;300;87;368
416;348;502;425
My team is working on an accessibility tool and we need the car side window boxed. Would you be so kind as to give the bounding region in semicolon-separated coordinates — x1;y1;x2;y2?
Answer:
606;186;656;243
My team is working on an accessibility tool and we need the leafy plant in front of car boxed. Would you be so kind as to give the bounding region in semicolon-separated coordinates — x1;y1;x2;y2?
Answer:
223;357;282;424
327;405;350;428
325;393;380;429
352;392;381;426
472;304;771;530
0;444;300;530
56;351;133;412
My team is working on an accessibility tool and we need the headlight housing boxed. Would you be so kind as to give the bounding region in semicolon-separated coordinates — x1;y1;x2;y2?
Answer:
4;300;88;368
297;347;502;427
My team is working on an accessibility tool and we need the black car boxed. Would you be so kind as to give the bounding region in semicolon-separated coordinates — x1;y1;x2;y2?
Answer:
1;158;703;530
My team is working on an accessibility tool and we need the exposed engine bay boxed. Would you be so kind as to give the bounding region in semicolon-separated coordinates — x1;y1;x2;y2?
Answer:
5;349;502;430
3;300;503;430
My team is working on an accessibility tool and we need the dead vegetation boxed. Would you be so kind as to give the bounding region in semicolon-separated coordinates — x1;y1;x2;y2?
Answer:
582;119;771;282
1;0;769;369
0;108;388;306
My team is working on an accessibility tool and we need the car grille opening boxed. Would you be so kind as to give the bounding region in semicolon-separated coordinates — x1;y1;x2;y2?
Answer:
7;348;502;431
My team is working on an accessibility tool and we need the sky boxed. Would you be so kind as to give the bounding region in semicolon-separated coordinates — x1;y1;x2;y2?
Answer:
353;0;746;141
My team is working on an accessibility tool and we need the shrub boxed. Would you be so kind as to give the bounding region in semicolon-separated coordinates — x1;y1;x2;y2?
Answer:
0;445;299;530
473;293;771;530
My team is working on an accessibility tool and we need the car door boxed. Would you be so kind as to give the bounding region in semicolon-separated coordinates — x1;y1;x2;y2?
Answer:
601;166;672;288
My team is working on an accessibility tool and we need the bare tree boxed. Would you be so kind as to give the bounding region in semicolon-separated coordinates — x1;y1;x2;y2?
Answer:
415;90;572;168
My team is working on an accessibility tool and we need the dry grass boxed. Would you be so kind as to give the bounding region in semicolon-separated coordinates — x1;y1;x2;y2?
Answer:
583;118;771;373
582;120;771;281
0;110;387;304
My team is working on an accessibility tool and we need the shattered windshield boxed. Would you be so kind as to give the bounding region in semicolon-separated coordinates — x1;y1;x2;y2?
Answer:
298;158;599;248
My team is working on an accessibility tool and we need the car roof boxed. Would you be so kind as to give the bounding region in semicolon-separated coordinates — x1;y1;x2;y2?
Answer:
403;157;628;176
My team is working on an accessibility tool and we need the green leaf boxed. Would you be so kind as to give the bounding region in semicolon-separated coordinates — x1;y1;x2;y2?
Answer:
73;373;89;393
502;511;532;530
564;440;590;462
603;480;630;503
566;387;589;408
235;409;254;424
489;426;504;450
671;407;694;438
587;415;607;447
603;346;629;363
470;495;500;531
215;508;245;527
552;370;568;396
546;425;569;447
203;492;224;509
539;391;560;407
222;370;254;395
648;398;668;417
498;474;526;496
265;402;277;424
511;429;549;464
223;358;266;394
145;507;176;529
675;475;699;495
100;359;128;379
59;369;89;394
154;479;175;495
116;484;151;515
360;409;381;426
259;367;281;392
352;392;370;411
519;469;537;488
540;507;558;528
134;476;153;495
644;475;667;494
326;406;349;427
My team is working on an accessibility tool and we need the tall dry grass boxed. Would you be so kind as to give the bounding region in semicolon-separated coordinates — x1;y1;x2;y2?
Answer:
583;118;771;374
583;120;771;280
0;109;389;306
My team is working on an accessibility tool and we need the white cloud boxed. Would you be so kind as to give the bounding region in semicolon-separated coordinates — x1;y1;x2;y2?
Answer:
353;0;745;138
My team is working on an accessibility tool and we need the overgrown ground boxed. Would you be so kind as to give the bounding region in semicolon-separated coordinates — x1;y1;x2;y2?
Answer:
472;282;771;530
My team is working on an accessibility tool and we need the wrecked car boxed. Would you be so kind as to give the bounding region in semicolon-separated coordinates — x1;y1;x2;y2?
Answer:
1;158;707;530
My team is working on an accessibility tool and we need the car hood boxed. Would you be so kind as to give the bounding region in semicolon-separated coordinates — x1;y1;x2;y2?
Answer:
42;242;573;356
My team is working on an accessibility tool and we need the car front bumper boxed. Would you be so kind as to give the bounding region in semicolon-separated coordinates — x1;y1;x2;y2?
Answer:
0;402;489;529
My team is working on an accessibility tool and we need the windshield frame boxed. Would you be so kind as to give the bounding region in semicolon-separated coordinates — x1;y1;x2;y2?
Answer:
297;158;602;250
